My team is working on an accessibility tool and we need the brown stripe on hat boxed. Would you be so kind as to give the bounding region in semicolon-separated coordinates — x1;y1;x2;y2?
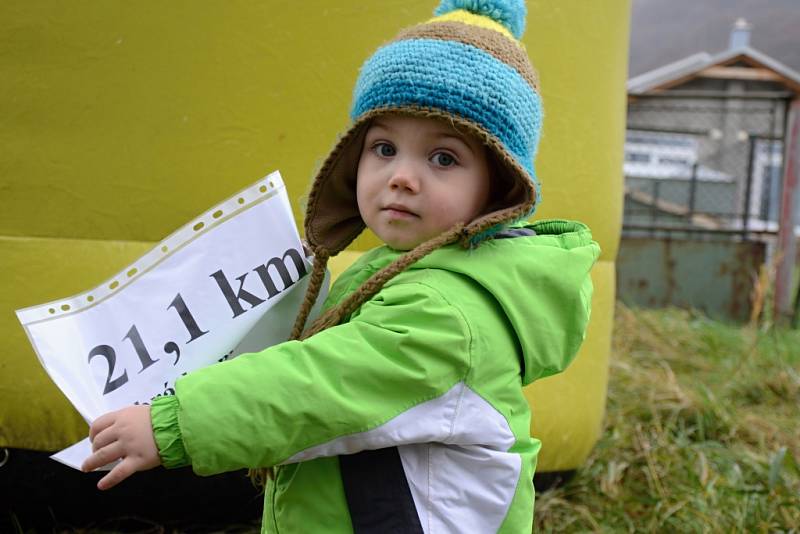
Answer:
395;21;539;91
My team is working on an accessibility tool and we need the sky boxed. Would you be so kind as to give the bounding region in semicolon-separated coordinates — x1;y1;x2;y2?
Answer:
629;0;800;77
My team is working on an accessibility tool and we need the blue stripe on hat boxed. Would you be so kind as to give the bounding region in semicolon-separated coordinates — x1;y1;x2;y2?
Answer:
351;38;542;182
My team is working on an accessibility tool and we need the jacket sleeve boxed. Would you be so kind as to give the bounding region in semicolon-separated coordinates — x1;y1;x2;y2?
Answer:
150;279;472;475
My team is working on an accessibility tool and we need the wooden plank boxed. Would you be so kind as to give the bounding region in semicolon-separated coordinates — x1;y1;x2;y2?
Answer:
775;99;800;321
698;66;783;82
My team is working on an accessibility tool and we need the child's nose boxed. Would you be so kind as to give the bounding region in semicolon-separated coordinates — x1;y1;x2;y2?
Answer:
387;161;420;193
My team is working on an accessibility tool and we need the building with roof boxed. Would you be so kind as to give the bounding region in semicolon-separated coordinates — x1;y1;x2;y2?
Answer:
623;18;800;237
619;18;800;321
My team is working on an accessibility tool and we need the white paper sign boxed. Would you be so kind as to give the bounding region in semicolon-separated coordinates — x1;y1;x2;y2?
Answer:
16;171;327;470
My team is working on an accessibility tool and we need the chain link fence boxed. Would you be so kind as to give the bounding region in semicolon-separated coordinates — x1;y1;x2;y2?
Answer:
623;94;790;241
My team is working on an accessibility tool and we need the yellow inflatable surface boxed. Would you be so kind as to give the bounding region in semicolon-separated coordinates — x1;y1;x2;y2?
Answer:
1;1;628;471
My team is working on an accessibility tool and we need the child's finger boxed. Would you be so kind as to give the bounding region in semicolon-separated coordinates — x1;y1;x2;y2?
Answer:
82;441;122;473
97;457;137;491
90;424;118;452
88;411;117;442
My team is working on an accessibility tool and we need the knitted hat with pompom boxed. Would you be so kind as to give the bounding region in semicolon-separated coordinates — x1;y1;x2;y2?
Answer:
304;0;542;254
289;0;543;340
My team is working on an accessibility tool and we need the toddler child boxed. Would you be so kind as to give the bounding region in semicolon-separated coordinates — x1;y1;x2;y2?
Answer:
83;1;600;532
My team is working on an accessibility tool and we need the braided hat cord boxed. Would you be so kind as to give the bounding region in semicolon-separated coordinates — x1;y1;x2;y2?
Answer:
299;223;466;340
288;247;331;341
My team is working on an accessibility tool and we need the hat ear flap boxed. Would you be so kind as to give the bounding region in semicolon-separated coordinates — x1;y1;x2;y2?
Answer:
304;120;370;254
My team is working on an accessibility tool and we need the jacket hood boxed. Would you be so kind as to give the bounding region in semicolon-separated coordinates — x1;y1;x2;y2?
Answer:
340;220;599;386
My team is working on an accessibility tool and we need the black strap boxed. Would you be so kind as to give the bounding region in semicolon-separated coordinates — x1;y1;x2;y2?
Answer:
493;228;536;239
340;447;425;534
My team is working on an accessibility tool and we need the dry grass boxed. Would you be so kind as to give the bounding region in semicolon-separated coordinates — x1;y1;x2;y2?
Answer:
534;304;800;533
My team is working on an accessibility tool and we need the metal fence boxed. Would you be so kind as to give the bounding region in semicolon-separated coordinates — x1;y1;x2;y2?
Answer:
623;93;791;241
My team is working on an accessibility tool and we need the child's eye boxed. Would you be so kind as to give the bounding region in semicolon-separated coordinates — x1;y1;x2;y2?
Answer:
431;152;456;167
373;142;396;157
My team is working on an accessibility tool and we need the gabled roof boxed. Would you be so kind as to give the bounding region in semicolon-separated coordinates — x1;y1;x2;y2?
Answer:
628;46;800;95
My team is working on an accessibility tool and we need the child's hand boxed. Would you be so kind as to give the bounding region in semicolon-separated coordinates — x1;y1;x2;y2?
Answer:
82;405;161;490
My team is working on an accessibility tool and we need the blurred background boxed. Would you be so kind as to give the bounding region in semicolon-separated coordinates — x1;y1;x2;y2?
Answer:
630;0;799;78
620;0;800;326
581;2;799;530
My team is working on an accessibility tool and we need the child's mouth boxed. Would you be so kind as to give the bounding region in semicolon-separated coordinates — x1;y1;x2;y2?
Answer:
382;204;418;219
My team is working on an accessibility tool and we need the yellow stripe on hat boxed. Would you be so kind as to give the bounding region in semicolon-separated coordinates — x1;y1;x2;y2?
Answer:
427;9;518;41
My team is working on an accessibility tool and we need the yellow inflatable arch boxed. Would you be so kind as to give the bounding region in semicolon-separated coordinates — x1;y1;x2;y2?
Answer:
1;1;628;475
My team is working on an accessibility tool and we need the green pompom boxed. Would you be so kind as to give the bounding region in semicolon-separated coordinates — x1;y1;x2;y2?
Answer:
434;0;527;39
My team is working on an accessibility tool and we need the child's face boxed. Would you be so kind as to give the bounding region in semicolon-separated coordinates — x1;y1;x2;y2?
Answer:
356;115;491;251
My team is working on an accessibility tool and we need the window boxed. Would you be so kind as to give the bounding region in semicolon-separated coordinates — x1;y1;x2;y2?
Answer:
626;152;651;163
658;157;690;166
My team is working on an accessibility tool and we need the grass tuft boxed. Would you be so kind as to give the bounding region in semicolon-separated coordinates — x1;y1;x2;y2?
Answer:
535;304;800;533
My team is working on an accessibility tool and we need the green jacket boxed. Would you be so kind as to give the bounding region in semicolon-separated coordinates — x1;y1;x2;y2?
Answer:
151;220;599;533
